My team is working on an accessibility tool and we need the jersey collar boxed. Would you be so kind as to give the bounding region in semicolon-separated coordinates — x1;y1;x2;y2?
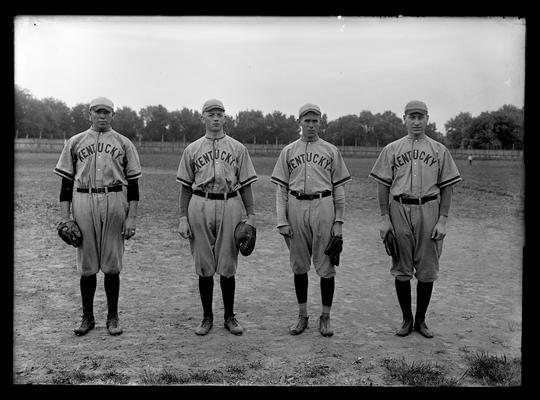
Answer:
205;132;226;140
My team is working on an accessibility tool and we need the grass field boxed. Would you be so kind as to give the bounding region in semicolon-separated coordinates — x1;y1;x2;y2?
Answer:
12;152;524;386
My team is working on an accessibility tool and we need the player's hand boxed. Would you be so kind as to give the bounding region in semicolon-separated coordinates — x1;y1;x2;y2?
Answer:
379;214;394;240
245;214;256;228
178;216;192;239
278;225;293;238
332;221;343;238
431;218;447;240
123;217;137;240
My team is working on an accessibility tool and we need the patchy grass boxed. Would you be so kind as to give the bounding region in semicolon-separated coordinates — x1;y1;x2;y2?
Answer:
50;369;130;385
140;364;249;385
301;363;332;378
464;352;521;386
381;358;459;387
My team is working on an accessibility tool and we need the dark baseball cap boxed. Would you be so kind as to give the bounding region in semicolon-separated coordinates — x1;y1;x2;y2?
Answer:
202;99;225;113
404;100;428;115
89;97;114;112
299;103;321;118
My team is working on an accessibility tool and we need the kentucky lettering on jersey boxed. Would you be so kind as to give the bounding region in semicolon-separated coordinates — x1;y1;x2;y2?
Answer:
394;149;438;168
176;134;258;193
193;149;237;172
54;128;142;188
76;142;124;163
271;137;352;193
369;135;462;197
287;152;333;173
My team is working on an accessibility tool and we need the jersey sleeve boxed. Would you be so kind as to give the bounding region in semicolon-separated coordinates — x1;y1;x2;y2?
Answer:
437;146;462;188
53;139;76;181
270;148;290;188
331;148;352;188
123;140;142;180
368;146;393;187
237;145;258;187
176;147;195;188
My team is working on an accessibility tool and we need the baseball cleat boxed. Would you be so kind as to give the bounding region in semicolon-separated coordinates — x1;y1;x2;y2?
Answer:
106;315;123;336
224;315;244;335
414;320;434;338
396;319;414;337
74;315;95;336
195;316;214;336
318;315;334;337
289;315;309;335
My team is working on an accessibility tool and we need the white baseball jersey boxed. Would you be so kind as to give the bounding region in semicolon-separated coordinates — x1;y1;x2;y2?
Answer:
368;135;461;197
54;129;141;188
271;138;352;193
54;128;142;276
176;135;257;192
271;137;352;277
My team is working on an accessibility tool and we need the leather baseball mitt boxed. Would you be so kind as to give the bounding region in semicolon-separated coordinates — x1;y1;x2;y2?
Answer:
383;230;399;260
324;235;343;266
57;219;82;247
234;221;256;256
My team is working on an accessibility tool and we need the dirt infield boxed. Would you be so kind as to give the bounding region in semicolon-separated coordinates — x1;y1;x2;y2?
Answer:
12;153;524;386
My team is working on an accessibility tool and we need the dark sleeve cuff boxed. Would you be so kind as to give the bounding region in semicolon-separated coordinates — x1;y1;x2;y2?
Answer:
127;179;140;202
59;178;74;202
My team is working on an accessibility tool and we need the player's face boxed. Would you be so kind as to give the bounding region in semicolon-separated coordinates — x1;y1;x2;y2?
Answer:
90;108;114;132
299;113;321;141
404;112;428;137
202;109;225;133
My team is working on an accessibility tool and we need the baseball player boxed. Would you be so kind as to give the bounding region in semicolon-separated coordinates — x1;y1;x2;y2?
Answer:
369;100;462;338
54;97;142;336
176;99;257;336
271;103;352;337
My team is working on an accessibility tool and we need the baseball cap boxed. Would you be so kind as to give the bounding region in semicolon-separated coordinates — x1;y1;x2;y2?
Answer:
89;97;114;112
404;100;428;115
202;99;225;113
299;103;321;118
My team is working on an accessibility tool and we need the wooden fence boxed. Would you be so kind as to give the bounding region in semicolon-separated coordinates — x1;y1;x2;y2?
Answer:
13;138;523;160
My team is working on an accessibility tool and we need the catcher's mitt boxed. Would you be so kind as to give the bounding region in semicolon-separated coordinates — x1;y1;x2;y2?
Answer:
57;219;82;247
324;235;343;266
383;230;399;260
234;221;256;256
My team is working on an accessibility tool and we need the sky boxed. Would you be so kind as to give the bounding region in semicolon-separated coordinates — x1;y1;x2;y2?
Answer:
14;16;526;132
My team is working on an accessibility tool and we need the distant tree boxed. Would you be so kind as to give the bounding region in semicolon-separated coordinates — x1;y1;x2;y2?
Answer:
425;122;445;144
468;111;501;149
69;103;91;135
445;112;473;149
325;115;362;146
357;110;377;146
175;107;203;142
373;111;406;146
14;85;35;138
139;105;170;142
113;106;143;140
491;104;524;149
233;110;266;143
262;111;297;145
41;97;71;139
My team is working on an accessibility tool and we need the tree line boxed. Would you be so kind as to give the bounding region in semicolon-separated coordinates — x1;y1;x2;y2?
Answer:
14;85;523;149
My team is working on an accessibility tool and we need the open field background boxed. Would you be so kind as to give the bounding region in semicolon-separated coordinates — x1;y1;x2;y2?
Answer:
12;152;524;386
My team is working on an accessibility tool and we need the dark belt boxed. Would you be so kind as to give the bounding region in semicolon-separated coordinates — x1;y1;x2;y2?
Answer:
193;190;238;200
290;190;332;200
394;194;438;205
76;185;123;193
